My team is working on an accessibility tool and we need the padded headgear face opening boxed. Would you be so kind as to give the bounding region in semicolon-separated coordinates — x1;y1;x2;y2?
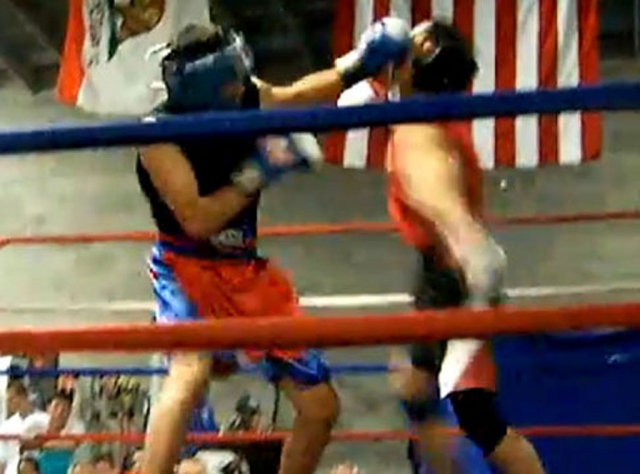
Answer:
161;24;254;112
410;20;478;94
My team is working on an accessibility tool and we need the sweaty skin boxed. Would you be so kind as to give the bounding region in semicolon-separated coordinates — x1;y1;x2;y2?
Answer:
391;123;486;259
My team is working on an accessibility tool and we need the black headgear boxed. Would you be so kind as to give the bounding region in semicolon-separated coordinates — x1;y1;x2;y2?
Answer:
158;23;254;112
410;20;478;94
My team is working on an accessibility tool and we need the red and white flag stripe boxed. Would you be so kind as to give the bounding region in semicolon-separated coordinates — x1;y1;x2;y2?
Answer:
326;0;602;170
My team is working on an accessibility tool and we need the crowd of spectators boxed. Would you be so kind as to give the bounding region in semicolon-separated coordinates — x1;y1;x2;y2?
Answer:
0;355;291;474
0;355;147;474
0;356;367;473
0;379;86;474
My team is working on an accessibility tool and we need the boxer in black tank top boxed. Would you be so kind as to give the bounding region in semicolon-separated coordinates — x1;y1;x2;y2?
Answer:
136;20;414;474
137;77;261;258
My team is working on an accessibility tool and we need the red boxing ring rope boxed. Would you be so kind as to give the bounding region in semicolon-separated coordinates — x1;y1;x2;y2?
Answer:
2;301;640;354
0;209;638;248
4;425;640;445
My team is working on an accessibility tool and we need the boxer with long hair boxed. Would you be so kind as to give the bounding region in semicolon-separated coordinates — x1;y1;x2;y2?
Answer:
385;20;546;474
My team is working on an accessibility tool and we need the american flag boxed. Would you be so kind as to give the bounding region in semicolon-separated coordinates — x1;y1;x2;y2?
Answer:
325;0;602;170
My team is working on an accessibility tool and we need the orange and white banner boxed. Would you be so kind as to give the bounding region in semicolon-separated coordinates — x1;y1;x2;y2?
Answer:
56;0;209;116
327;0;602;169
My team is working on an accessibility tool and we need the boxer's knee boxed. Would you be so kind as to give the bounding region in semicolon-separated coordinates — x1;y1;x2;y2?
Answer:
283;380;340;427
389;350;441;423
449;388;508;457
163;353;212;404
390;363;437;400
395;368;441;423
276;351;339;426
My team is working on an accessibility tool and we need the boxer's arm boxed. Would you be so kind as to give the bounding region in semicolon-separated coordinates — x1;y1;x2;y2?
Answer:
253;71;343;108
255;17;411;107
139;144;253;240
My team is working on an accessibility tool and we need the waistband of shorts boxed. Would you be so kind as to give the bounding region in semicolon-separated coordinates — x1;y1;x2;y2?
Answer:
157;234;259;260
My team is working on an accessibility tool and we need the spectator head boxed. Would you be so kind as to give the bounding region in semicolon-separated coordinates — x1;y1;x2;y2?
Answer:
6;379;30;417
330;463;359;474
98;376;119;398
17;456;40;474
93;453;117;474
47;391;74;432
176;457;206;474
69;461;95;474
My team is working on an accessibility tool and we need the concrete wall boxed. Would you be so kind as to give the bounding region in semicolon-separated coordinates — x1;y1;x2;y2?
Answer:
0;58;639;471
0;59;637;318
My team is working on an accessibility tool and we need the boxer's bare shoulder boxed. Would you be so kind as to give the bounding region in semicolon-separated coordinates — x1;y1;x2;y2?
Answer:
391;124;462;205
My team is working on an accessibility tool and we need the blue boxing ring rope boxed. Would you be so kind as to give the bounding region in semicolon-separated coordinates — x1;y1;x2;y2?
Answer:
0;82;636;154
9;342;640;379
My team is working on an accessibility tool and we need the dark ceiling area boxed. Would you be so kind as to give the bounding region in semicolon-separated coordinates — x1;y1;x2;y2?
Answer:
0;0;335;94
0;0;633;95
214;0;335;77
0;0;67;92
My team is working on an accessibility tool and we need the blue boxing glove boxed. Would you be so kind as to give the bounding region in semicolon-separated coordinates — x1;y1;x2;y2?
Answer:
335;17;412;89
231;133;323;195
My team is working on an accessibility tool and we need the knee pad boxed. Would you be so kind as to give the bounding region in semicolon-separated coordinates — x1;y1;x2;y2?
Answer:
449;389;508;457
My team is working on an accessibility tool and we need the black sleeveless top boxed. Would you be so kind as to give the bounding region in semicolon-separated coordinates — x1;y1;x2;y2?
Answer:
136;79;261;256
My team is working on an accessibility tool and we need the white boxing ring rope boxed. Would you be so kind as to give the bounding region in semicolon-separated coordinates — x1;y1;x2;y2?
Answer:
0;280;637;313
